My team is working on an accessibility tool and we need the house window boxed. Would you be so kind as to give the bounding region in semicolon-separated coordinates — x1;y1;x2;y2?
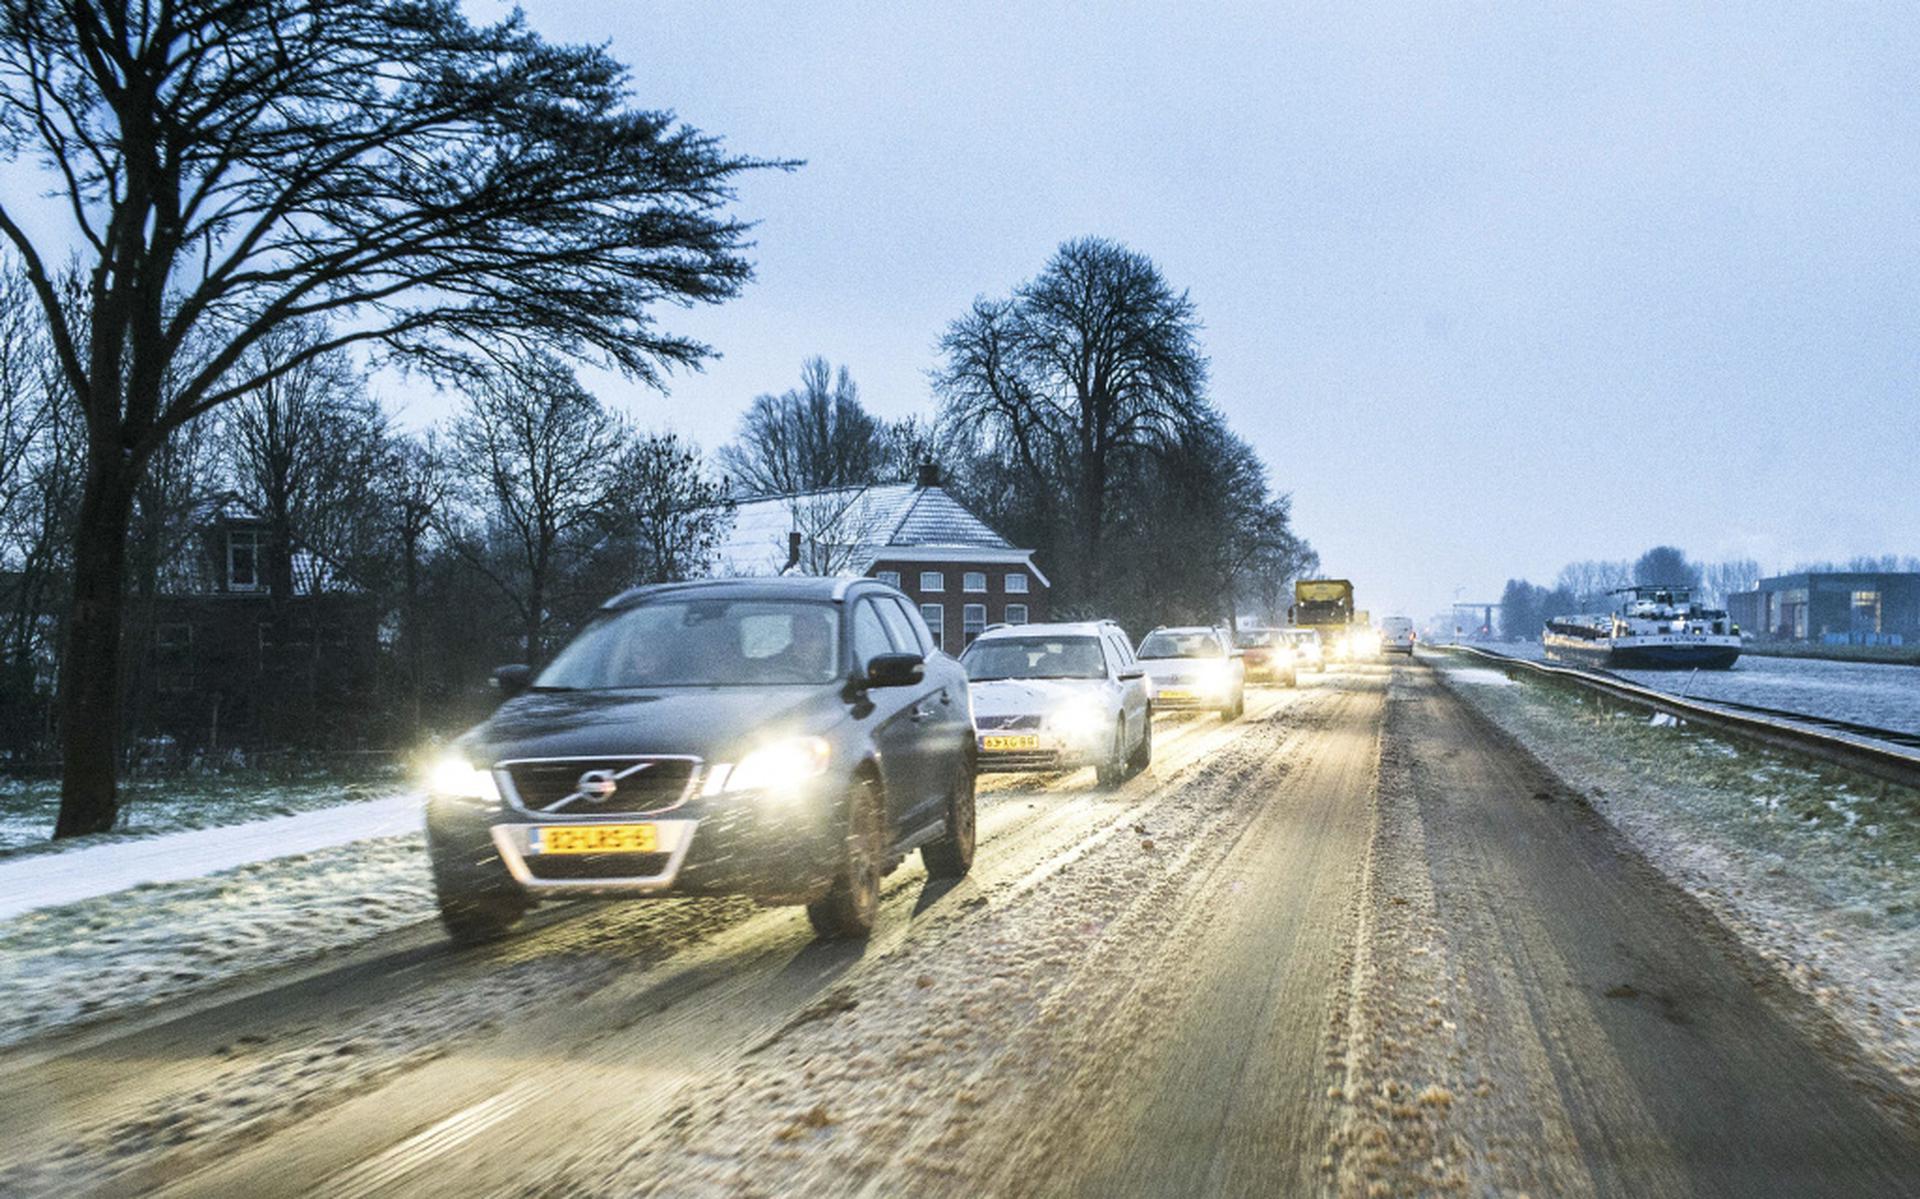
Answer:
963;603;987;644
227;529;262;591
920;603;945;649
920;571;945;593
1005;572;1029;594
875;570;901;589
1005;603;1029;625
963;571;987;593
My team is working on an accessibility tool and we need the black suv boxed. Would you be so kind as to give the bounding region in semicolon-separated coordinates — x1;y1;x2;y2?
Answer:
424;577;977;942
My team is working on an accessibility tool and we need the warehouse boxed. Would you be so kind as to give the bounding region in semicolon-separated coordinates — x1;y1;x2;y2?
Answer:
1727;572;1920;646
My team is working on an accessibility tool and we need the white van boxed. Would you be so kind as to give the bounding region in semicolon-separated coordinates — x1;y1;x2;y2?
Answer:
1379;616;1416;655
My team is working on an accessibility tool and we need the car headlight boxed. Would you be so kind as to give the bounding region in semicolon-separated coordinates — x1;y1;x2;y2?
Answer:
707;736;831;798
1049;703;1106;741
427;753;500;802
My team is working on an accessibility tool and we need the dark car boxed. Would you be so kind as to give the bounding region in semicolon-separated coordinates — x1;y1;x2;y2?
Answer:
424;577;977;943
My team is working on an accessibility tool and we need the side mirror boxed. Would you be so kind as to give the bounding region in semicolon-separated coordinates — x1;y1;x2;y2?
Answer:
862;652;926;689
490;664;531;698
1118;666;1145;681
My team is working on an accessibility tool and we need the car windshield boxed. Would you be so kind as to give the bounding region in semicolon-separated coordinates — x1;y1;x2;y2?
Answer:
1234;630;1280;648
962;636;1106;681
535;598;841;688
1138;631;1223;659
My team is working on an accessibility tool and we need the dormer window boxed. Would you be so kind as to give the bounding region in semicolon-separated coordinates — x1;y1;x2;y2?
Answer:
227;530;262;591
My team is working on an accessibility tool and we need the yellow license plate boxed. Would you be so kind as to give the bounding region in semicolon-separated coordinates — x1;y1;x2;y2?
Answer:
981;734;1040;751
1157;689;1193;700
534;824;658;854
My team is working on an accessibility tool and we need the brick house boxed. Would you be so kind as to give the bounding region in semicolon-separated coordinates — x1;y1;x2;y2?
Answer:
131;492;382;752
713;465;1049;652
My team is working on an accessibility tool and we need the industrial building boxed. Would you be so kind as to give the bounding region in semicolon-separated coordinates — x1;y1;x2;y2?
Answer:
1727;572;1920;646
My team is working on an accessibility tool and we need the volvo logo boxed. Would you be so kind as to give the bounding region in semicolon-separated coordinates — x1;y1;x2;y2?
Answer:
576;769;619;802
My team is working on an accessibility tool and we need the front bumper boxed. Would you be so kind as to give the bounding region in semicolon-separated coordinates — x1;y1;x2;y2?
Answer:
1149;683;1234;709
428;789;844;905
974;729;1103;773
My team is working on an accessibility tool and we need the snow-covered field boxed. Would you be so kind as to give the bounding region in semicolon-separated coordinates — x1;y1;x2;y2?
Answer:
1480;640;1920;736
0;772;407;857
1431;651;1920;1092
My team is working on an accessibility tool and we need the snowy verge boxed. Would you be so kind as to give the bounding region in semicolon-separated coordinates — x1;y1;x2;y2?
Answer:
0;833;434;1050
0;792;420;921
1430;653;1920;1093
0;774;409;858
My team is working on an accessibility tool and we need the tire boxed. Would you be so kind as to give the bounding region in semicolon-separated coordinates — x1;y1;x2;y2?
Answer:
428;844;527;946
1284;668;1299;689
808;776;883;939
922;753;976;879
1126;712;1153;775
1094;720;1128;789
1220;687;1241;721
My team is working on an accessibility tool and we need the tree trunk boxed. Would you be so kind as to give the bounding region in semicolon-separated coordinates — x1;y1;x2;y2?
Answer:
55;450;138;838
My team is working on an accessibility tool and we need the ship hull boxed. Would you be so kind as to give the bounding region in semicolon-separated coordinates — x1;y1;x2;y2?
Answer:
1543;634;1741;671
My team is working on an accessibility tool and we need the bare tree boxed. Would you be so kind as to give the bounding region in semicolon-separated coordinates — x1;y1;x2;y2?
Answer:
385;432;448;735
444;354;629;665
619;432;734;585
0;1;776;834
222;322;388;598
719;357;889;495
1633;545;1702;589
935;238;1210;600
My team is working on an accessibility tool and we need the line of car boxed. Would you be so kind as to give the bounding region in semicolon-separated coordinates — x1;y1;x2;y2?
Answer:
421;576;1344;948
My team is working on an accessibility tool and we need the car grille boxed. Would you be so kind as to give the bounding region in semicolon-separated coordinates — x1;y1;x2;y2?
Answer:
524;852;673;881
976;714;1042;731
503;757;696;817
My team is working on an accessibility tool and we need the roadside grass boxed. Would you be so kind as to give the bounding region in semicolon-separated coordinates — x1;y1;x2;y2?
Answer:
1435;655;1920;1087
0;771;407;858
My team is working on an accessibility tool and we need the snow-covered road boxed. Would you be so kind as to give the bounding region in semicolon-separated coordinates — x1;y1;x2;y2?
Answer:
0;794;421;920
2;666;1916;1198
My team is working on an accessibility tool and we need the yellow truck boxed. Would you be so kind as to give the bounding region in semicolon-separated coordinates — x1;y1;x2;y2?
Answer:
1290;579;1375;662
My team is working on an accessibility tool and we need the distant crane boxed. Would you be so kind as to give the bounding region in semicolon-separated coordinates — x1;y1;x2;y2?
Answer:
1451;601;1498;642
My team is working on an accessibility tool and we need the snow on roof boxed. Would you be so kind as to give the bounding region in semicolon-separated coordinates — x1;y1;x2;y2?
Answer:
712;482;1021;578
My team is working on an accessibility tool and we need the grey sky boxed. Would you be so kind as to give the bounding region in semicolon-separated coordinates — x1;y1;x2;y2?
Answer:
519;1;1917;620
20;3;1913;620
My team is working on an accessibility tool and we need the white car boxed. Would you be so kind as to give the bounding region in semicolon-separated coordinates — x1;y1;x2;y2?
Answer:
1379;616;1416;655
960;621;1153;787
1279;627;1326;672
1136;626;1246;719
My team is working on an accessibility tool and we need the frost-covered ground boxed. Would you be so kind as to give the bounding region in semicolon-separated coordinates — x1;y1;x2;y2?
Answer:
0;833;434;1049
1483;640;1920;737
0;772;406;857
1435;651;1920;1092
0;793;420;920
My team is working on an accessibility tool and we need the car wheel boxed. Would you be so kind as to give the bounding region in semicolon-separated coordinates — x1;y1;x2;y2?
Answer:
1094;720;1128;789
1285;669;1299;688
808;775;883;939
922;753;976;879
1126;712;1153;775
428;842;527;946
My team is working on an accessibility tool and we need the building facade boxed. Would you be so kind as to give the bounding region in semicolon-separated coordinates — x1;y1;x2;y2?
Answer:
711;465;1049;653
1727;572;1920;645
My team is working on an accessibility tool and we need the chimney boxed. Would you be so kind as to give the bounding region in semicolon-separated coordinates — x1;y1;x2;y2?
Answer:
915;460;940;488
783;530;802;573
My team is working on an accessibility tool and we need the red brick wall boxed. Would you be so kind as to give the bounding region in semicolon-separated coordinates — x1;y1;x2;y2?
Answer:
869;559;1048;652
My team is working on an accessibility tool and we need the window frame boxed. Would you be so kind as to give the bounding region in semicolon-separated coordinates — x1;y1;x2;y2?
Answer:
1004;602;1029;626
875;570;902;590
963;570;987;593
919;602;946;650
962;602;987;645
919;570;945;593
1004;572;1029;594
227;529;263;592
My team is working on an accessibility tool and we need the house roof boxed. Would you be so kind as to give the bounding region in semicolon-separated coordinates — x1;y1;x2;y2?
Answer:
165;491;359;597
711;481;1040;582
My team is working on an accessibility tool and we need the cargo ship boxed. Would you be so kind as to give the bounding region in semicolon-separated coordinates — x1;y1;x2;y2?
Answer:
1542;585;1741;670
